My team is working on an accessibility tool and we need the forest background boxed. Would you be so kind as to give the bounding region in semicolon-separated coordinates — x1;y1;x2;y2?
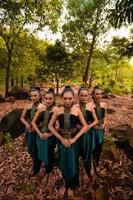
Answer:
0;0;133;97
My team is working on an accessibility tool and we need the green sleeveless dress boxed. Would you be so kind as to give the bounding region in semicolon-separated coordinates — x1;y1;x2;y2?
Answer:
25;105;42;174
58;113;79;189
94;106;105;146
36;109;56;173
79;104;95;175
25;106;37;157
93;104;105;167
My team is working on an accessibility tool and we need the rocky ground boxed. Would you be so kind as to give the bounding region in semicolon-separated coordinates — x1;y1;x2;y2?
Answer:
0;96;133;200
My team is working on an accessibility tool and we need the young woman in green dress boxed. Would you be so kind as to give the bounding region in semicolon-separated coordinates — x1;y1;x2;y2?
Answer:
48;86;88;198
20;88;43;175
32;88;57;185
89;86;107;173
76;87;98;177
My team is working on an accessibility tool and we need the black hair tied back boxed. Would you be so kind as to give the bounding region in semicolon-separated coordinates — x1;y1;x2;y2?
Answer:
30;86;40;93
78;86;88;95
62;85;74;96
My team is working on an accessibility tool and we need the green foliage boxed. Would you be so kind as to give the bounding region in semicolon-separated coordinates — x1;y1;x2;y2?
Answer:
28;181;36;193
0;0;63;96
36;40;75;81
4;132;12;147
62;0;111;84
109;0;133;28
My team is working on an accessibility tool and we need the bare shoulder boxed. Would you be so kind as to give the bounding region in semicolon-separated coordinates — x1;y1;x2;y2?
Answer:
52;106;59;113
101;102;107;109
38;103;45;110
24;103;33;110
88;101;94;107
57;106;63;115
37;104;46;113
73;103;80;109
87;102;94;110
72;106;81;115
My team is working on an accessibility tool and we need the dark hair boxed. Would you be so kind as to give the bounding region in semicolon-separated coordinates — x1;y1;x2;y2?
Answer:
78;86;89;95
62;86;74;97
45;88;55;96
30;86;41;93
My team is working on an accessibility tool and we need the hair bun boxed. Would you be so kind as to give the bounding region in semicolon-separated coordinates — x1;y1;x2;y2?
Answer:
64;86;72;90
48;88;54;93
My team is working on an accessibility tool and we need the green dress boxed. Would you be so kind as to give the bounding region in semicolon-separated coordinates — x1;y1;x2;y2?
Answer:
93;104;105;167
58;113;79;189
25;105;42;174
94;106;105;146
36;109;56;173
79;103;95;175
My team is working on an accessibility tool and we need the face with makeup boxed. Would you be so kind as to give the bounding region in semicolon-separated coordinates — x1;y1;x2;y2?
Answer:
44;93;55;107
93;89;102;102
63;91;74;108
78;89;89;104
30;90;40;103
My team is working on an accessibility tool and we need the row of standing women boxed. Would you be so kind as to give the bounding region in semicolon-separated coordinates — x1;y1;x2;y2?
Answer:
20;86;107;198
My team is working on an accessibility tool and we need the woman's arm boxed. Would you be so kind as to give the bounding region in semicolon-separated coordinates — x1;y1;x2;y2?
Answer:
31;109;47;139
48;110;71;147
102;102;107;129
20;107;32;132
88;107;98;129
69;109;88;144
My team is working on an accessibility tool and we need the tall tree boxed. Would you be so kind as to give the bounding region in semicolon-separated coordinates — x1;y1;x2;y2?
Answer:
62;0;111;85
36;41;75;94
0;0;62;96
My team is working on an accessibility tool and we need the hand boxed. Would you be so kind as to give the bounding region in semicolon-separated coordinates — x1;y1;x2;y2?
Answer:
43;132;51;138
69;137;76;145
76;124;82;130
39;133;48;140
61;138;71;147
26;124;32;132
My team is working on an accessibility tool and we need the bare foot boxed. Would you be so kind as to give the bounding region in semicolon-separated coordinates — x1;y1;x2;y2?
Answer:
67;188;74;198
58;186;66;198
90;166;95;176
84;173;89;182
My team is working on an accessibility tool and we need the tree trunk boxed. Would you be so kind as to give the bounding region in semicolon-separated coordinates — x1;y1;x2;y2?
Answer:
88;74;93;88
56;78;59;95
82;9;100;86
5;52;12;97
11;78;14;88
16;76;19;86
83;34;96;85
21;76;24;88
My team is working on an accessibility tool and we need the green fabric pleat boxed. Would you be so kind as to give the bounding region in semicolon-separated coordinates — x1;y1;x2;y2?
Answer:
79;103;95;172
59;112;79;181
25;106;37;157
94;128;104;146
37;109;56;166
37;135;56;166
94;105;105;146
59;141;79;181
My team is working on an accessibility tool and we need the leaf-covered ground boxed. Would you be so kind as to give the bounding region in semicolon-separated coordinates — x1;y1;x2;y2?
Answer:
0;96;133;200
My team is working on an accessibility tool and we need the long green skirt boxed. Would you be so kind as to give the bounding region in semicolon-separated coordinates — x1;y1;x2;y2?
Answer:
36;135;56;172
79;128;95;175
25;130;41;174
59;140;79;182
25;130;37;158
94;128;104;147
